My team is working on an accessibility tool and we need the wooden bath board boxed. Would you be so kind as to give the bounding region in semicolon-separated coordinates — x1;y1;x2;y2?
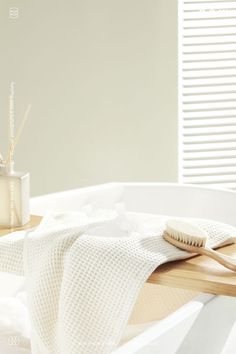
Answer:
1;215;236;297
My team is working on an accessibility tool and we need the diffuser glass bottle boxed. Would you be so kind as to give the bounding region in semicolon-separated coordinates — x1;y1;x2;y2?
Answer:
0;161;30;227
0;82;31;227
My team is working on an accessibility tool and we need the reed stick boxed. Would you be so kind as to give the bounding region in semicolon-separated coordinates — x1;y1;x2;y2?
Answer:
0;83;31;168
5;105;32;165
8;82;15;171
14;104;31;151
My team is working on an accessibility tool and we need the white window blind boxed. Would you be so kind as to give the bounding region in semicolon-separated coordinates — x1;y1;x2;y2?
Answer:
179;0;236;190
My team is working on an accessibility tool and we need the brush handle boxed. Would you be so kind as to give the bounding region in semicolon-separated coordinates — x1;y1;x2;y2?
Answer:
163;232;236;272
200;247;236;272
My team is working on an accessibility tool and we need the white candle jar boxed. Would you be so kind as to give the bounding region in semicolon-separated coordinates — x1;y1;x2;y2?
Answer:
0;165;30;227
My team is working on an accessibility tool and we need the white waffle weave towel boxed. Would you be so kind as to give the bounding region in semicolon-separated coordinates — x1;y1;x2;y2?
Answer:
0;209;236;354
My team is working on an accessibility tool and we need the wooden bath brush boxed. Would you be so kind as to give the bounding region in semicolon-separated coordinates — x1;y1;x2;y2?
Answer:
164;219;236;272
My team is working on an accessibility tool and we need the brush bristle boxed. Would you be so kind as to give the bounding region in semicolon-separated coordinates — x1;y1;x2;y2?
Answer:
165;219;207;247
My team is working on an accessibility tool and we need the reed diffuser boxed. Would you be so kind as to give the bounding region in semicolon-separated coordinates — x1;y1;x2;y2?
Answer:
0;82;31;227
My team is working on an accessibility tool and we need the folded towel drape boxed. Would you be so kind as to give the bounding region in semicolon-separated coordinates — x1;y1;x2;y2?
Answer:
0;210;236;354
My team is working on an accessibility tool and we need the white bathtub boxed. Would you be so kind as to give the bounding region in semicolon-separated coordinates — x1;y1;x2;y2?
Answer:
2;183;236;354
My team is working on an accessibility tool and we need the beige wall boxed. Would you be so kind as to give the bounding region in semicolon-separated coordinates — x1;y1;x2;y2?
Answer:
0;0;178;196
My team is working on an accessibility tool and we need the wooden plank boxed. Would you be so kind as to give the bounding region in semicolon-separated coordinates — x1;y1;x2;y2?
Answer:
1;215;236;297
148;244;236;297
